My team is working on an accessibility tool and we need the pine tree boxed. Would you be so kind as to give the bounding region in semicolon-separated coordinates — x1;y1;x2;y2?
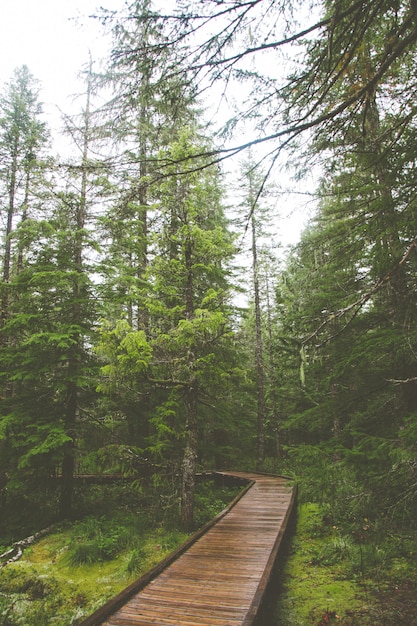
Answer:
0;66;48;340
98;0;195;328
97;130;237;530
0;66;103;521
58;65;99;518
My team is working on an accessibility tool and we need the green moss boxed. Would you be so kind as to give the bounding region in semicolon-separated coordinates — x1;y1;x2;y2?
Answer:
0;479;235;625
273;504;372;625
0;526;186;625
270;502;417;624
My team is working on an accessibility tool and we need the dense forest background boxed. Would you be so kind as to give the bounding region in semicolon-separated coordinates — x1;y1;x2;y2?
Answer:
0;0;416;547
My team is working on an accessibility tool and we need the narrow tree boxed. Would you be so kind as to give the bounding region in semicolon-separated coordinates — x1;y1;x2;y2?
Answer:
237;157;277;471
0;66;47;337
97;130;237;530
58;67;93;518
99;0;195;329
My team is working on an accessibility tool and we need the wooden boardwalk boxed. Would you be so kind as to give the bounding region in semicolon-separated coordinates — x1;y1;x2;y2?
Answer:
80;471;296;626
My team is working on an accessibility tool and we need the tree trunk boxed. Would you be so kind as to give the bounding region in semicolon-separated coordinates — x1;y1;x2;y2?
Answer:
59;449;75;519
0;151;18;336
17;169;30;274
251;213;265;472
59;63;92;519
265;272;281;461
180;231;198;531
180;385;198;531
364;91;415;410
59;379;77;518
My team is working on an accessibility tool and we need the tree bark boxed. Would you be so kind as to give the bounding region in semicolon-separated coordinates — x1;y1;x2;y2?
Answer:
59;62;92;518
251;213;266;472
180;225;198;531
0;147;18;337
180;384;198;531
265;272;281;461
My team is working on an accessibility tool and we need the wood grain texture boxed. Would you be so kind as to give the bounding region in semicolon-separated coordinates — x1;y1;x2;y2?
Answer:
81;471;296;626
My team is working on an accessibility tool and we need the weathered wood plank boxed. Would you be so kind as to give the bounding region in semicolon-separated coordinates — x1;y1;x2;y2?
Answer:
80;471;296;626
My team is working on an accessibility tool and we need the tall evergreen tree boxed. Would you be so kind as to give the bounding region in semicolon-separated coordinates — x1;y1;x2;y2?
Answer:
98;0;195;328
97;130;238;530
58;65;100;518
0;66;48;339
237;160;267;471
0;66;102;521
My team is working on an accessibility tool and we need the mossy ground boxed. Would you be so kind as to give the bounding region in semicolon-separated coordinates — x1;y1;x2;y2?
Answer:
4;487;416;626
0;479;240;625
0;521;189;625
270;503;417;625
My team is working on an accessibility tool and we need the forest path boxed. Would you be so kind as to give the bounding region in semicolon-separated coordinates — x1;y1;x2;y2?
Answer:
80;471;296;626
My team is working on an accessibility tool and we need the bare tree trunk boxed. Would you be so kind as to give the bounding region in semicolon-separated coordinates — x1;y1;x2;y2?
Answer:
180;384;198;531
17;169;30;274
59;62;92;518
180;235;198;531
251;213;266;472
0;151;18;337
59;379;77;518
265;272;281;461
136;97;149;332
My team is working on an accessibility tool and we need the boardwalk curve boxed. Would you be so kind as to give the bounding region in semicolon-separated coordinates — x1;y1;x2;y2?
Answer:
80;471;296;626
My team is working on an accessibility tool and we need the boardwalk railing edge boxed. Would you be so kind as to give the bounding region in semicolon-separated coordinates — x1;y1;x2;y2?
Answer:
78;471;255;626
243;481;298;626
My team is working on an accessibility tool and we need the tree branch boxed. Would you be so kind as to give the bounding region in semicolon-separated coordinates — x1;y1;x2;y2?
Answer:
304;238;417;348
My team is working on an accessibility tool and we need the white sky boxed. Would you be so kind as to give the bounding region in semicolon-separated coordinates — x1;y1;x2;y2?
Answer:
0;0;124;132
0;0;311;247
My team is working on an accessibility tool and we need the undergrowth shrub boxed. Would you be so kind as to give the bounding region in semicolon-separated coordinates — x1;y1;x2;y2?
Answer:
309;535;355;566
67;541;104;566
285;445;360;517
0;568;58;599
0;595;17;626
123;547;146;576
193;480;241;528
157;529;185;551
0;568;63;626
66;518;124;564
0;479;60;545
0;476;245;625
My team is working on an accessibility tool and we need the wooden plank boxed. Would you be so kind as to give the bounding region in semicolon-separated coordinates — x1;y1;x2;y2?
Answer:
79;471;295;626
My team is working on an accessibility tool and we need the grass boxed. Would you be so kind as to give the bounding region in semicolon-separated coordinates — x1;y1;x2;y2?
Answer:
0;479;241;625
0;522;172;625
3;482;416;626
270;502;417;625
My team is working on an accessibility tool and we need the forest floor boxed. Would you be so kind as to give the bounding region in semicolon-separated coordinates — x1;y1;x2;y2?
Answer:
0;479;241;626
271;502;417;625
1;484;416;625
